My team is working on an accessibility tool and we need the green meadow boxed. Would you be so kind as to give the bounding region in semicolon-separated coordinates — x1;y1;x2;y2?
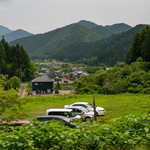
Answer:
22;94;150;120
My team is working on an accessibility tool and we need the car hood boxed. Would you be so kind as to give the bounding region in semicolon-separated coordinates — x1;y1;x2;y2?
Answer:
88;107;104;111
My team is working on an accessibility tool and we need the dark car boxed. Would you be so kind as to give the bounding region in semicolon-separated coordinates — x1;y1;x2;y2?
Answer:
36;115;76;128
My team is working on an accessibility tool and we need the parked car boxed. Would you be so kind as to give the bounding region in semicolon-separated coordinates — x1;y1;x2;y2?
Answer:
65;102;105;116
36;115;76;128
65;106;94;121
46;108;81;119
0;120;31;126
0;120;32;133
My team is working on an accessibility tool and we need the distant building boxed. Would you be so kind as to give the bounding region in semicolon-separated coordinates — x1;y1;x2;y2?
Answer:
31;76;54;95
62;74;70;79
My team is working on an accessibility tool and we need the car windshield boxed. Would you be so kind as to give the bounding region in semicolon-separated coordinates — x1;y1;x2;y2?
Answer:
81;107;90;113
86;104;94;108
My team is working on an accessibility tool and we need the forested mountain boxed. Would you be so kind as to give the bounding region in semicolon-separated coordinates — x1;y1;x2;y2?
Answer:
10;20;133;61
78;20;98;29
78;20;132;39
10;23;102;59
50;24;146;65
105;23;132;34
0;25;12;36
86;24;147;66
3;29;33;42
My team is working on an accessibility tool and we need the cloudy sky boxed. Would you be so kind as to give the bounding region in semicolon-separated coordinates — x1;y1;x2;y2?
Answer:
0;0;150;34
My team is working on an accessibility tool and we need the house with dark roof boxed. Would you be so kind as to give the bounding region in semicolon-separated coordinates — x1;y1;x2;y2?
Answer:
31;76;54;94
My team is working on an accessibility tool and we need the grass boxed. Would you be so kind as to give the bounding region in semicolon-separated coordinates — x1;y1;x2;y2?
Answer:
21;94;150;120
0;87;18;94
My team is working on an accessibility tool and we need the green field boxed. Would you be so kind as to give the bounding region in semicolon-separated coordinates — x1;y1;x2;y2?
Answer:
22;94;150;120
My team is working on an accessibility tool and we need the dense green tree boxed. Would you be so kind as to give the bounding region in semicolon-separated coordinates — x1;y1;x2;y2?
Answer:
9;76;21;90
0;42;6;74
126;26;150;64
141;26;150;61
0;38;37;81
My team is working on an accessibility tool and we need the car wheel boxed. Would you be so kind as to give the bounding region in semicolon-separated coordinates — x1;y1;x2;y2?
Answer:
85;117;91;121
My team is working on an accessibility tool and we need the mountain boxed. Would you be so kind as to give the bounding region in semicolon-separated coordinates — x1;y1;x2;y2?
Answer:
50;24;146;65
78;20;132;39
105;23;132;34
3;29;33;42
91;25;113;39
86;24;147;66
10;23;101;59
0;25;12;37
78;20;98;29
10;20;142;66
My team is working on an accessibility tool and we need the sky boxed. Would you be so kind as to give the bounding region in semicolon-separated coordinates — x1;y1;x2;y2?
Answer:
0;0;150;34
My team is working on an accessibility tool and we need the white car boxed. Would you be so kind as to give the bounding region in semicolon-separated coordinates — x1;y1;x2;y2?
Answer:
46;108;81;119
65;106;94;121
64;102;105;116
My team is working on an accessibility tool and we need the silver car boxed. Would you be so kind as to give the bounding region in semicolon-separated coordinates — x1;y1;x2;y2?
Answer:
65;102;105;116
65;106;94;121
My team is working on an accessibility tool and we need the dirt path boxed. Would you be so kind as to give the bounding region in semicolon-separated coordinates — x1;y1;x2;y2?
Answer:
19;84;27;97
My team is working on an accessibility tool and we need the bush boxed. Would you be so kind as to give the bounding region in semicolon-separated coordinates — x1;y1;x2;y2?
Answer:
4;80;11;90
9;76;21;90
142;88;150;94
55;89;59;94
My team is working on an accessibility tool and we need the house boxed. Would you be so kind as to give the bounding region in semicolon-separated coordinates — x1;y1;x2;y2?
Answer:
62;74;70;79
31;76;54;95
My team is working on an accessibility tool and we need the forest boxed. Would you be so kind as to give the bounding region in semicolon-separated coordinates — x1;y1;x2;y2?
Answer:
0;38;36;81
76;26;150;94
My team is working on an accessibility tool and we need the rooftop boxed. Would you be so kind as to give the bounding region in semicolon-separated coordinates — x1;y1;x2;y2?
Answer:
31;76;54;83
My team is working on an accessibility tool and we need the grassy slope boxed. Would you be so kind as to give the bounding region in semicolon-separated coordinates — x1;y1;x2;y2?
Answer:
0;87;18;94
22;94;150;120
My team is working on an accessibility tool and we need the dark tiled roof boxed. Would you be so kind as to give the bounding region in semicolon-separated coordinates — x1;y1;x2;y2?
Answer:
31;76;54;83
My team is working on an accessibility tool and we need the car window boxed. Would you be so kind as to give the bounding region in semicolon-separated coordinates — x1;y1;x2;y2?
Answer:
73;104;80;107
72;109;82;113
81;104;87;108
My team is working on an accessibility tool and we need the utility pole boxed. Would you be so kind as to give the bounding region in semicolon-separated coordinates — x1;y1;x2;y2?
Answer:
93;94;97;121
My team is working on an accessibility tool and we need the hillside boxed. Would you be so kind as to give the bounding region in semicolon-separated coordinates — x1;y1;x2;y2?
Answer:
10;23;102;59
3;29;33;42
78;21;132;39
78;20;98;29
105;23;132;34
87;24;147;66
0;25;12;37
10;21;134;61
51;24;146;65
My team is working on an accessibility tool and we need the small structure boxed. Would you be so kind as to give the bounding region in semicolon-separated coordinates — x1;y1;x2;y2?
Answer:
31;76;54;95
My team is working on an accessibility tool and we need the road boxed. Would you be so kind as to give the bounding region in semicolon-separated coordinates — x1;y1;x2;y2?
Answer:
19;84;27;97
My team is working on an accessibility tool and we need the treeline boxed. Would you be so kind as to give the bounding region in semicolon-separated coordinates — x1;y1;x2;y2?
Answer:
0;38;36;81
76;62;150;94
76;26;150;94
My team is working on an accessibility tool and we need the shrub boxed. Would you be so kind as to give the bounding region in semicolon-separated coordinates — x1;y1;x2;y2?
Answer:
142;88;150;94
55;89;59;94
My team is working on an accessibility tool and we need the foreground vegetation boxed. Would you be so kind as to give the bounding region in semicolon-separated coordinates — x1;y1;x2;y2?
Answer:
0;114;150;150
